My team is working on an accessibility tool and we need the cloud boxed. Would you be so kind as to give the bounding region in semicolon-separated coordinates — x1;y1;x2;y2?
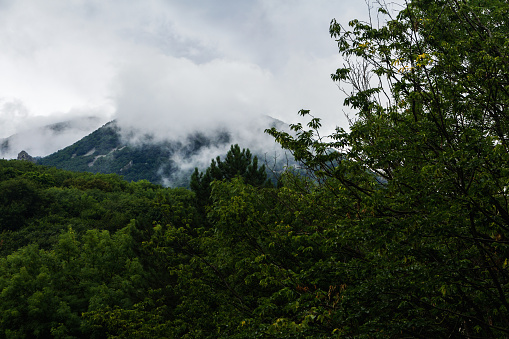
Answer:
156;114;291;187
0;99;30;138
0;0;380;158
113;48;276;140
0;1;116;115
0;115;106;159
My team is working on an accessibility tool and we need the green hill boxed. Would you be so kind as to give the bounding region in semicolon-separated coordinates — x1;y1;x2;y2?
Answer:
37;121;232;186
37;118;292;187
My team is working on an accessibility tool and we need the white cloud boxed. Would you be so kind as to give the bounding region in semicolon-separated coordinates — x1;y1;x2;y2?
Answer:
0;0;380;157
113;49;276;141
0;115;106;159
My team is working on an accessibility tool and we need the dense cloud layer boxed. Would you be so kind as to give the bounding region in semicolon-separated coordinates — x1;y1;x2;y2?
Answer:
0;0;397;158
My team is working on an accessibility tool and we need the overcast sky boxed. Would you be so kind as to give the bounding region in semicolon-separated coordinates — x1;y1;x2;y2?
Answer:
0;0;393;156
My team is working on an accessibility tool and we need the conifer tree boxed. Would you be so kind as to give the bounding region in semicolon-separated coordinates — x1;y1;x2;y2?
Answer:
190;144;268;207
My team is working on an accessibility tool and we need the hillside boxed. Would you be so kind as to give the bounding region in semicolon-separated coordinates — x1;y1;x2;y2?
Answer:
37;117;290;186
37;121;232;186
0;149;306;338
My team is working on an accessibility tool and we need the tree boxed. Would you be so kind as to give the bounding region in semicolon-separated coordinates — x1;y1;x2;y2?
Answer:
0;226;145;338
0;178;42;231
267;0;509;336
190;144;269;208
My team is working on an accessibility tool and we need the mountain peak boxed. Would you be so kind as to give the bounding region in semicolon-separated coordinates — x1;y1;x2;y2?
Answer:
37;116;292;187
17;150;35;163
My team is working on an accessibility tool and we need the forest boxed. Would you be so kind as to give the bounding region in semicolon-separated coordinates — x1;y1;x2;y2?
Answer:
1;0;509;337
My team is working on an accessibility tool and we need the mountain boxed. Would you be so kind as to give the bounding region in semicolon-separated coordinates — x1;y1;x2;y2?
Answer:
37;117;290;187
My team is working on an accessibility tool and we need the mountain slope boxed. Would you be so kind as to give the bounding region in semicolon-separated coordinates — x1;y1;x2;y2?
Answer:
38;121;236;186
38;117;287;187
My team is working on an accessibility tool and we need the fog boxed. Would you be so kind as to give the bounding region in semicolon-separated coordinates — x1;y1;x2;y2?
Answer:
0;115;107;159
0;0;385;159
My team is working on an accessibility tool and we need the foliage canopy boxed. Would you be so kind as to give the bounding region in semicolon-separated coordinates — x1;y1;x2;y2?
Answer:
1;0;509;337
267;0;509;336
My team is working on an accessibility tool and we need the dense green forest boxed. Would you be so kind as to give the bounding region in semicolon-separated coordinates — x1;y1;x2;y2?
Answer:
1;0;509;337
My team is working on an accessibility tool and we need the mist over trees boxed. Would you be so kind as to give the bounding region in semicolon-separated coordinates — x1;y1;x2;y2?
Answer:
0;0;508;337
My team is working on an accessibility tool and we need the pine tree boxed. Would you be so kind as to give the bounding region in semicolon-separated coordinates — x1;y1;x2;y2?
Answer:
190;144;268;208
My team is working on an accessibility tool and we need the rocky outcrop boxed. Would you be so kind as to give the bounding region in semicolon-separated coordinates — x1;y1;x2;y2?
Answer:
17;150;36;163
120;160;133;172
